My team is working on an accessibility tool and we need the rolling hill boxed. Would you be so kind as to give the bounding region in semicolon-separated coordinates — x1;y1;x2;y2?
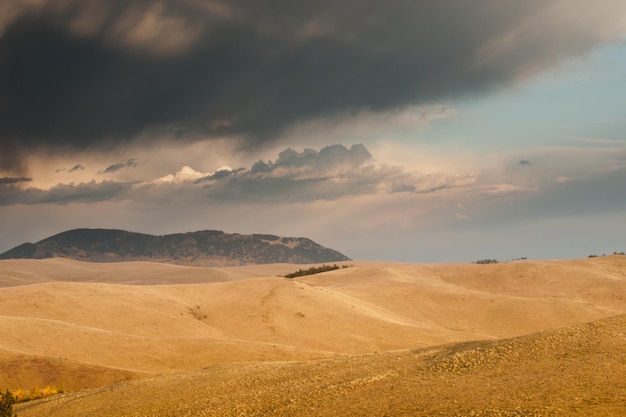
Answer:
1;255;625;416
16;314;626;417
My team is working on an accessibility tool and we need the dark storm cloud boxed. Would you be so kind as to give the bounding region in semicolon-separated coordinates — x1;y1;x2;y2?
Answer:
1;0;625;171
193;144;385;201
191;144;469;202
102;159;139;174
249;144;372;173
56;164;85;173
0;176;32;185
0;180;133;205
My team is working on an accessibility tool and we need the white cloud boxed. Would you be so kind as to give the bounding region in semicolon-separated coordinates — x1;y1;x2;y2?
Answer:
477;184;539;197
155;165;215;183
568;136;626;145
555;176;574;184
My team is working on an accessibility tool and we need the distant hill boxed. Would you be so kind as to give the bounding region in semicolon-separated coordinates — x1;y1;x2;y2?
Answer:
0;229;351;266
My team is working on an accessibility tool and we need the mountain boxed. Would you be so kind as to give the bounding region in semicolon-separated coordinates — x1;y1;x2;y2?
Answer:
0;228;351;266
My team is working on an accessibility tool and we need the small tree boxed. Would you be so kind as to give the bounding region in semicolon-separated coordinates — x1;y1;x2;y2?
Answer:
0;389;16;417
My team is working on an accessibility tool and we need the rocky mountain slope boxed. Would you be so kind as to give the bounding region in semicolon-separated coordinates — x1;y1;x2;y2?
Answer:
0;228;350;266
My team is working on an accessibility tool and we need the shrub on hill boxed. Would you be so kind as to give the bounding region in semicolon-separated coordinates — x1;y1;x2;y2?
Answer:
589;252;625;258
0;389;15;417
473;259;499;265
4;386;63;406
283;264;349;278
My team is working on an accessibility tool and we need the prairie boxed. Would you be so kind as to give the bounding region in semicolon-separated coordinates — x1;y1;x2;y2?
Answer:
1;256;625;416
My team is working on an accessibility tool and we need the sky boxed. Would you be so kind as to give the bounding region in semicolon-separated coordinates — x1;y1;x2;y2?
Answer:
1;0;625;262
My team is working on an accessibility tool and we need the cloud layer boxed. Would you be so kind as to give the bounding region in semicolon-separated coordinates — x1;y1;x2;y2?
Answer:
0;144;474;205
2;0;626;172
1;142;625;261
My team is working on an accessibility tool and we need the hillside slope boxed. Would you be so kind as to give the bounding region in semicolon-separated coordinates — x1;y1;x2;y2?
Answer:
0;228;351;266
16;314;626;417
0;255;625;395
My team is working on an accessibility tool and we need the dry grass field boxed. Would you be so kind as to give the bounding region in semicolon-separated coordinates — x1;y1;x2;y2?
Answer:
1;256;625;416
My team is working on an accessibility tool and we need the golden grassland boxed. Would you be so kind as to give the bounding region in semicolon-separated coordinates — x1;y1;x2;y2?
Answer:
0;255;625;416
